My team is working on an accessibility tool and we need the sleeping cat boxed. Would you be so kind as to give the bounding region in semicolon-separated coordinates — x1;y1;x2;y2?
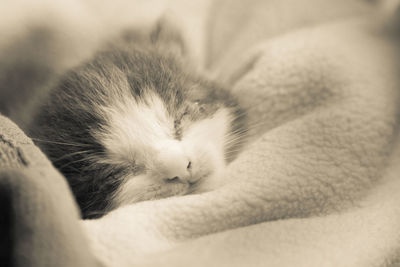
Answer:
28;20;248;219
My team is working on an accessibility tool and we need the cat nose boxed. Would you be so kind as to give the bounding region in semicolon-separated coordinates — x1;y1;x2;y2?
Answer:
164;160;193;183
155;140;192;183
162;158;191;183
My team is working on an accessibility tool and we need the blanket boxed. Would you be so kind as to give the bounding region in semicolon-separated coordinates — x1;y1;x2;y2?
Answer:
2;0;400;266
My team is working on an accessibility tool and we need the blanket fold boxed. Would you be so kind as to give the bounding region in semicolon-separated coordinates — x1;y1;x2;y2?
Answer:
0;115;97;267
2;0;400;266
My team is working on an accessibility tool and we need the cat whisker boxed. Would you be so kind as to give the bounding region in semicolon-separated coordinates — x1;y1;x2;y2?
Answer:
228;127;249;135
226;130;248;137
61;164;82;174
224;141;246;149
224;134;248;145
232;112;248;122
51;150;99;163
224;148;247;155
57;157;98;170
224;150;246;156
31;138;92;148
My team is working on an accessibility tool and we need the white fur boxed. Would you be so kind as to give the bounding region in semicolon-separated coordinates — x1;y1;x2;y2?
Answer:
94;92;232;207
95;92;174;167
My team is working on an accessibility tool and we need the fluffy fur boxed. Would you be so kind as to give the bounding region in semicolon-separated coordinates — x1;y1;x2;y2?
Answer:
29;24;247;218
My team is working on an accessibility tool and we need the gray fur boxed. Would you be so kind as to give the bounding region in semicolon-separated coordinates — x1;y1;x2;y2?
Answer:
29;24;247;218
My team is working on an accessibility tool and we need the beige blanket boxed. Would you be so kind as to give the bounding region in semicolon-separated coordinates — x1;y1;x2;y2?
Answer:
2;0;400;266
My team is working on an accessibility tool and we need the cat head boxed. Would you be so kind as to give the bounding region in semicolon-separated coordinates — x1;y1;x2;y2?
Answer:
31;21;247;218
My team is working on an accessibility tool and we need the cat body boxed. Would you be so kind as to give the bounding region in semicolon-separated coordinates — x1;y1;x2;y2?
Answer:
29;24;247;218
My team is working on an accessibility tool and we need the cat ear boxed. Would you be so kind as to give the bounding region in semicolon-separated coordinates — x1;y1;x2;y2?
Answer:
150;13;186;56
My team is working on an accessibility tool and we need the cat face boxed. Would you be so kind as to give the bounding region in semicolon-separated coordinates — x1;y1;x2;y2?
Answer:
97;91;232;208
31;44;247;218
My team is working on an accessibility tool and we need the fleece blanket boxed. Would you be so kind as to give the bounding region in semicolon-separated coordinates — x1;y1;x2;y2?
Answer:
2;0;400;266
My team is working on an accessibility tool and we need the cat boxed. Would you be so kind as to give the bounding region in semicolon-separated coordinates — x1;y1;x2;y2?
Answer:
28;19;248;219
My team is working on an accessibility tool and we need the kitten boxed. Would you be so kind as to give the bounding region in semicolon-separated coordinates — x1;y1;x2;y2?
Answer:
29;20;247;219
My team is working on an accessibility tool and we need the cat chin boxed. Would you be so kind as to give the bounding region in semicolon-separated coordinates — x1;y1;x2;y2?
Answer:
110;149;224;208
110;173;191;208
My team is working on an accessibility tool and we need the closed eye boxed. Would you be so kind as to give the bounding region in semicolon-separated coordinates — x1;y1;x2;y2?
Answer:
193;101;206;114
174;118;183;139
174;107;191;136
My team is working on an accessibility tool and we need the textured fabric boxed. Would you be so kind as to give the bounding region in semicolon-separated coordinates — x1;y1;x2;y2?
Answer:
2;0;400;266
0;115;98;267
